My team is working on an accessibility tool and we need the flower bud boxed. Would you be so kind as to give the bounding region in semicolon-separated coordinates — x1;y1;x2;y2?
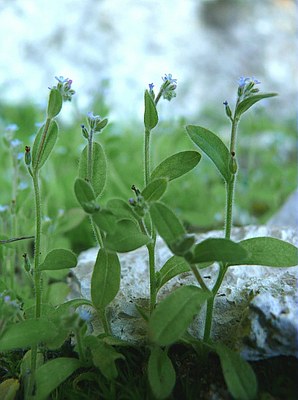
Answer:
81;124;89;139
229;152;238;174
223;101;233;120
24;146;31;166
22;253;31;273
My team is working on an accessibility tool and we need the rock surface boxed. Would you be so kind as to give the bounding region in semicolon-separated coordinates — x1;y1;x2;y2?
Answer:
72;225;298;361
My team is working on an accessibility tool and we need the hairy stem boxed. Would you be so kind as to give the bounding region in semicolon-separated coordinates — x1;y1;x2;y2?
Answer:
144;129;151;186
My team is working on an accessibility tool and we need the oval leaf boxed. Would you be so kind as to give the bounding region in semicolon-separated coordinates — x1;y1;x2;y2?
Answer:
151;151;201;182
148;347;176;399
214;343;258;400
47;88;63;118
35;358;81;400
0;319;58;351
192;238;248;264
106;198;140;222
91;249;121;309
149;285;211;346
74;177;99;213
157;255;190;291
232;237;298;267
92;208;117;234
186;125;231;183
144;89;158;130
78;142;107;198
105;219;151;252
32;120;58;169
150;202;186;247
142;178;168;202
39;248;77;271
236;93;277;118
84;336;124;380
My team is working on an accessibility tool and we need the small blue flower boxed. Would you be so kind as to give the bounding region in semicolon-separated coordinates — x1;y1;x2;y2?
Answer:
238;77;250;88
79;308;92;322
5;124;19;132
252;77;261;85
162;73;177;84
10;139;22;148
149;83;154;91
223;100;228;106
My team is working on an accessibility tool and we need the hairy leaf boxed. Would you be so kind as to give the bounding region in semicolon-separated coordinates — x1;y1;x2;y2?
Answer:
151;151;201;181
91;249;120;309
157;256;190;291
236;93;277;118
142;178;168;202
78;142;107;198
39;249;77;271
215;343;258;400
149;285;210;345
148;347;176;399
186;125;231;183
192;238;248;264
105;219;151;252
231;237;298;267
35;358;81;400
144;89;158;130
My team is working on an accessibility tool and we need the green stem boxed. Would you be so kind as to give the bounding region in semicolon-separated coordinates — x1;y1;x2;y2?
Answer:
203;114;240;342
87;129;94;182
225;176;235;240
32;171;42;319
147;240;157;313
144;129;151;186
98;308;111;335
89;215;104;248
188;263;209;292
28;169;43;396
203;263;227;342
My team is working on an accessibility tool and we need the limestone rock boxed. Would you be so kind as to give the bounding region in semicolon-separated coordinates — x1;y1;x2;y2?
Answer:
72;226;298;360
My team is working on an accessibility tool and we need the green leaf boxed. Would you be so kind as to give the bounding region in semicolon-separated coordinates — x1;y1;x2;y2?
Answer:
144;89;158;130
0;319;58;351
74;177;99;213
151;151;201;181
78;142;107;198
0;379;20;400
150;202;186;247
92;208;117;234
39;248;77;271
32;120;58;169
34;358;81;400
106;198;140;222
47;88;63;118
157;255;190;291
186;125;231;183
149;285;210;346
105;219;151;252
148;347;176;399
84;336;124;380
142;178;168;202
192;238;248;264
214;343;258;400
91;249;121;310
231;237;298;267
236;93;277;118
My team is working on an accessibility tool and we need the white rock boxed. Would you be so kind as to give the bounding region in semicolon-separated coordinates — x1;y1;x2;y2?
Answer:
72;226;298;360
